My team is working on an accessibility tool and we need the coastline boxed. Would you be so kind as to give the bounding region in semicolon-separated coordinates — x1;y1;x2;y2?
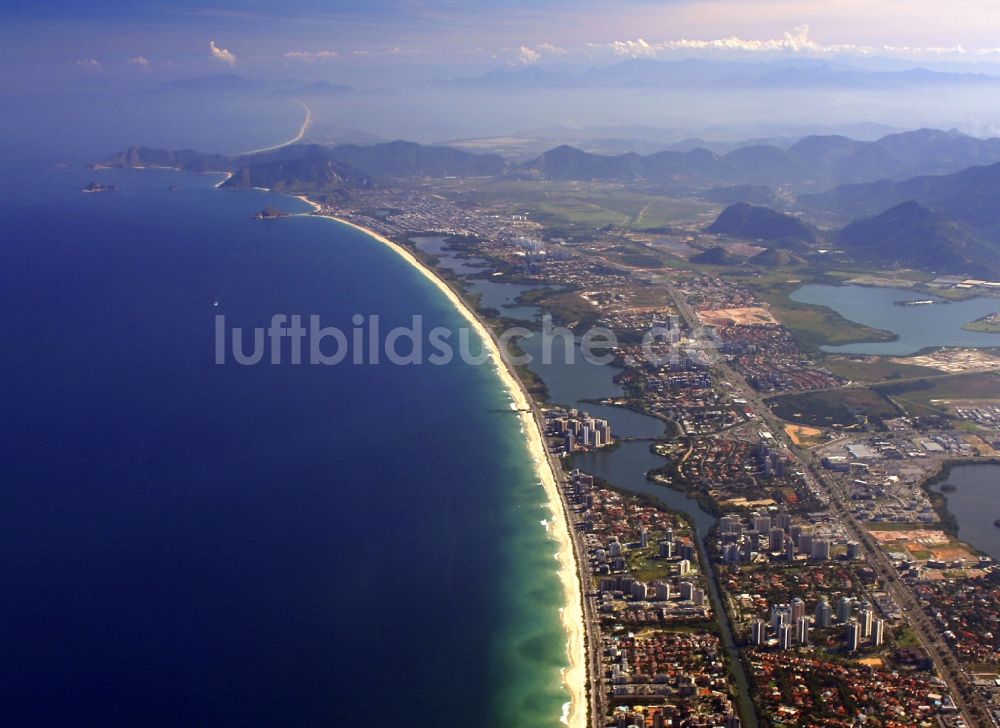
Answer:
240;102;313;156
298;199;589;728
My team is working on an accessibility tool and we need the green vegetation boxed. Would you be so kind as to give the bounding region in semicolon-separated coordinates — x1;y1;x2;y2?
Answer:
756;287;895;350
626;546;675;583
706;202;816;244
962;313;1000;333
432;178;719;232
894;625;922;649
768;387;900;427
876;372;1000;415
821;355;942;384
717;270;898;351
530;289;599;327
605;251;668;268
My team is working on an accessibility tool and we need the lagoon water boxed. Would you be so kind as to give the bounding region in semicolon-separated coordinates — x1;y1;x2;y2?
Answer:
524;349;757;724
931;463;1000;560
413;236;490;276
0;165;569;725
413;236;548;322
518;334;666;439
790;284;1000;355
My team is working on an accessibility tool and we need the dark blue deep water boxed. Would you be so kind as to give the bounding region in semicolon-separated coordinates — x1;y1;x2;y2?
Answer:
0;164;568;726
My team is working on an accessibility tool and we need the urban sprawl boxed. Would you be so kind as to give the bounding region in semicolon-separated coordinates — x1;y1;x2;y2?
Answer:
310;182;1000;728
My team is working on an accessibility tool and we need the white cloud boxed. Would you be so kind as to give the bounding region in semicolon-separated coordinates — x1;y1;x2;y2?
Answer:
209;40;236;66
511;43;567;66
128;56;151;70
610;38;657;58
609;26;823;57
516;45;542;65
605;26;1000;61
75;58;101;72
284;50;340;62
537;42;568;56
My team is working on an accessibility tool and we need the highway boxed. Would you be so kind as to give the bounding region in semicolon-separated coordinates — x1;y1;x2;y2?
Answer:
662;277;994;727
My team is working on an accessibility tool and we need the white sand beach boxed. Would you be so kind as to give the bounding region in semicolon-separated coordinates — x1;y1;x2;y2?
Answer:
300;201;589;728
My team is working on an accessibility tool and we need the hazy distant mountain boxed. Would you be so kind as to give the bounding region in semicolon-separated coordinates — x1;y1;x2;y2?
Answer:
519;145;645;181
444;58;1000;92
515;129;1000;191
699;185;778;206
799;160;1000;237
518;145;734;185
444;66;577;89
706;203;815;244
97;146;230;172
643;148;737;184
834;201;996;274
724;144;813;186
144;74;296;95
326;140;507;178
272;81;354;97
143;74;361;98
97;140;507;193
305;123;383;147
667;137;798;154
222;155;374;196
753;65;998;89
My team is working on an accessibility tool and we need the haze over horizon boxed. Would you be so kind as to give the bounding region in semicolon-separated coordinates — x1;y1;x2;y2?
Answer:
7;0;1000;157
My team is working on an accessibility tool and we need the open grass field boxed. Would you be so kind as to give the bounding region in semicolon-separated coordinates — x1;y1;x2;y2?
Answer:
430;178;720;231
600;243;672;269
627;546;679;584
876;372;1000;416
538;194;717;231
768;387;900;427
821;355;943;384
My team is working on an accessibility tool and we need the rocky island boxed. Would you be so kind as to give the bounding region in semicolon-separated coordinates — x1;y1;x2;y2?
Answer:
81;181;116;193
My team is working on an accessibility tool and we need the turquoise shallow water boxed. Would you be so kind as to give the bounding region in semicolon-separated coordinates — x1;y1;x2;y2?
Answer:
0;164;569;726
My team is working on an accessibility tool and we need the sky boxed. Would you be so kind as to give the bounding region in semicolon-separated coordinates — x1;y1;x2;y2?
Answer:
5;1;1000;158
5;0;1000;86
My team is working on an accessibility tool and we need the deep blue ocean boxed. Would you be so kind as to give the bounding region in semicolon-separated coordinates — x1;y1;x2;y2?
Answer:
0;162;568;725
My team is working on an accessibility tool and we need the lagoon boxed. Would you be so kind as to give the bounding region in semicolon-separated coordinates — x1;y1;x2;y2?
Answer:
412;235;548;322
931;463;1000;560
790;284;1000;355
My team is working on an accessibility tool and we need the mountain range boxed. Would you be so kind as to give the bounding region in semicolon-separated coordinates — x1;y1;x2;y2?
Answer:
102;128;1000;194
514;129;1000;192
98;141;505;196
834;201;994;275
799;160;1000;237
444;58;1000;92
98;127;1000;274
